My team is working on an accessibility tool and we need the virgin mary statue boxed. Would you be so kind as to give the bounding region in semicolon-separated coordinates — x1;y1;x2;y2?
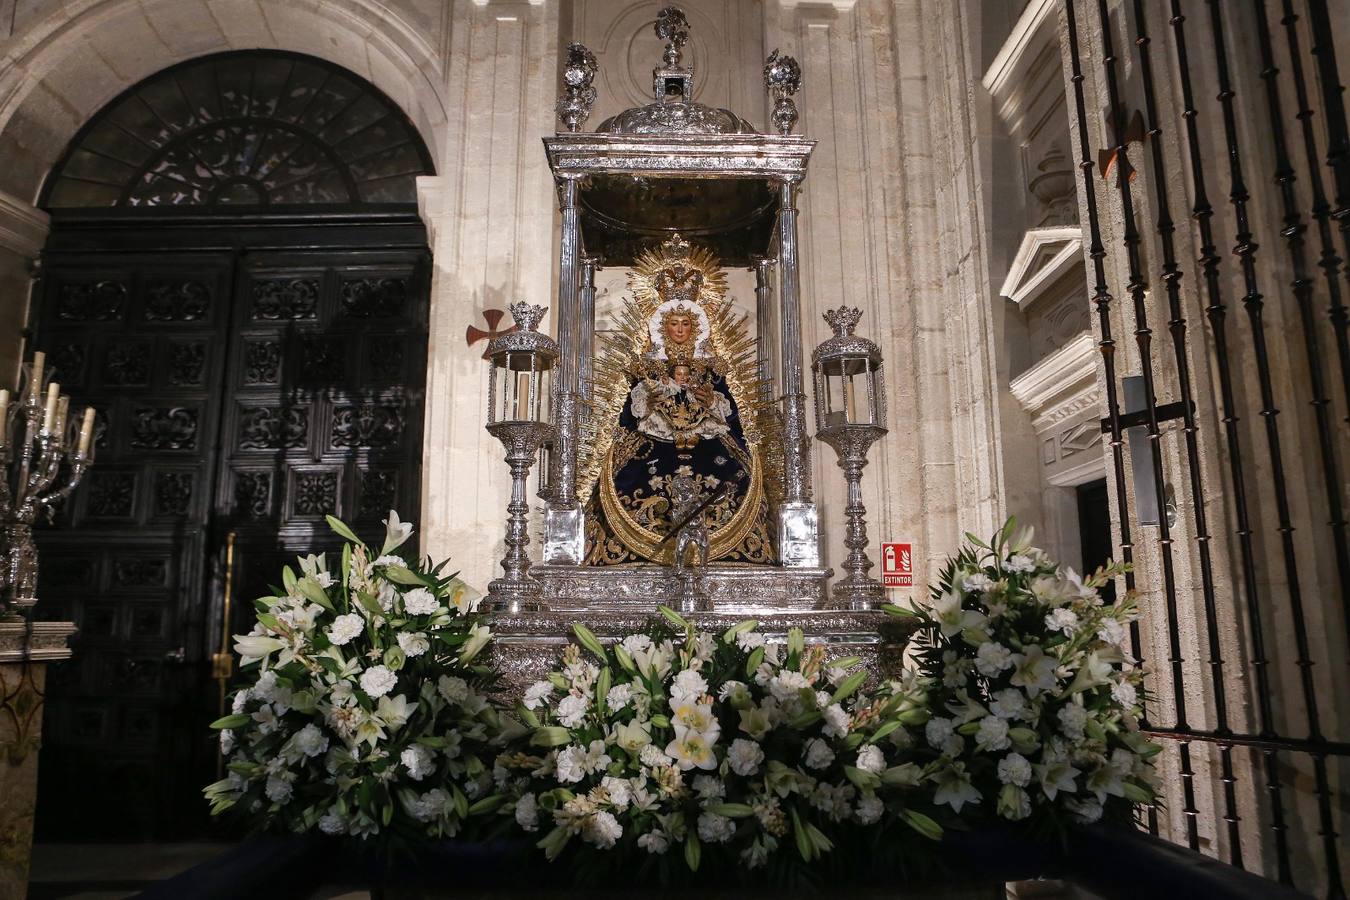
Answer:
582;235;778;566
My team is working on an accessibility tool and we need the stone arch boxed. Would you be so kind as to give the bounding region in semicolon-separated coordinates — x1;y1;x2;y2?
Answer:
0;0;447;205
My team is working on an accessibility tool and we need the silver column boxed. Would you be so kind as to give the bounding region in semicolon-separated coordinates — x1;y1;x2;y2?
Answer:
775;177;820;567
543;175;586;564
752;256;777;403
579;256;598;398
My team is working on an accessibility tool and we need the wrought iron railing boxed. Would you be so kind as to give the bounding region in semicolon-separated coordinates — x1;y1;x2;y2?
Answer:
1062;1;1347;897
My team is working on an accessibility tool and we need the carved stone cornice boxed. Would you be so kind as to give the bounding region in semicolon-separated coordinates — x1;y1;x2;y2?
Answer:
414;175;455;246
0;621;76;663
1009;332;1100;433
999;225;1084;308
0;190;49;258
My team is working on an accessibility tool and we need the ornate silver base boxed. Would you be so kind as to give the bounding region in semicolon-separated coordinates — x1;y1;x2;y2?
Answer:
486;608;915;694
831;579;885;611
530;563;833;613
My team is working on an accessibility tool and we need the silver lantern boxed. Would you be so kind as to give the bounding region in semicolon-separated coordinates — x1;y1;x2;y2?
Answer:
485;302;557;613
812;307;887;609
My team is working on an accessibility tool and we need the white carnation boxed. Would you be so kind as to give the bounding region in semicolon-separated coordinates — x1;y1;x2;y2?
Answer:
1097;618;1128;648
962;572;996;594
523;680;555;710
822;703;851;738
728;738;765;776
989;688;1029;720
514;793;540;831
671;669;708;700
264;775;293;804
855;794;884;825
1111;680;1138;708
1046;608;1080;636
1005;554;1036;574
438;675;469;704
402;587;439;616
621;634;653;654
1058;703;1088;740
803;737;835;770
293;723;329;758
768;670;812;703
606;683;633;711
601;776;632;809
997;752;1033;787
637;830;669;854
639;744;672;768
855;744;886;775
397;631;430;657
401;745;435;781
975;716;1011;751
925;716;956;751
359;665;397;699
584;810;623;848
318;810;345;834
975;641;1015;677
736;631;766;651
556;693;590;728
327;613;363;646
697;811;736;843
555;745;586;784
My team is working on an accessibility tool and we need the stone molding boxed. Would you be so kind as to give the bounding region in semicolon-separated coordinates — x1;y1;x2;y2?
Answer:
982;0;1057;96
998;225;1083;308
0;621;76;663
0;189;48;258
778;0;857;10
1009;331;1099;432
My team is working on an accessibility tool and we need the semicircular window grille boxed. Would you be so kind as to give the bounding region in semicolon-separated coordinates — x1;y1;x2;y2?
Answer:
43;51;434;208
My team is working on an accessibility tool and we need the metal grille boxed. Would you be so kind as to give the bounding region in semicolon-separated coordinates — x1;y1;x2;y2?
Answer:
1062;0;1347;896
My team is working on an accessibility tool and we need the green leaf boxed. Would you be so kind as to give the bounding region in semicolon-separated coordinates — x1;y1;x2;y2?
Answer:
468;794;507;815
355;590;385;619
296;577;334;611
705;802;755;818
789;709;822;729
451;785;470;819
1122;781;1155;804
383;565;427;586
843;765;881;791
326;515;363;545
787;627;805;657
831;670;867;704
827;655;862;669
721;619;758;644
382;800;393;826
902;809;943;841
530;726;573;748
341;543;352;593
744;646;765;678
571;623;608;661
880;603;919;618
517;704;540;728
683;833;701;872
806;821;834;856
870;720;902;742
790;807;813;862
842;732;866;751
209;714;250;730
595;667;612;716
658;604;691;634
537;825;572;861
613;643;637;673
255;612;282;633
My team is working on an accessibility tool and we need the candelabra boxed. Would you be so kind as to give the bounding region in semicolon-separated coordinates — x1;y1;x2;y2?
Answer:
484;303;557;613
812;308;886;609
1;351;97;619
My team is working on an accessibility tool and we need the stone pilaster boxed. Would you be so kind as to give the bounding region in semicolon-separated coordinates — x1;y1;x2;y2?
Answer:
417;0;559;590
0;621;74;900
0;190;47;390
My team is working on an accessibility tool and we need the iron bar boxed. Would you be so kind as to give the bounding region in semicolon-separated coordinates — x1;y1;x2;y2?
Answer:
1143;726;1350;758
1205;3;1343;894
1063;0;1148;834
1256;0;1350;678
1280;1;1350;431
1093;0;1197;851
1127;0;1243;865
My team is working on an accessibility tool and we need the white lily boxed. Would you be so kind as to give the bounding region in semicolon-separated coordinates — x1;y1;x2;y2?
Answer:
381;510;414;554
459;623;492;664
375;694;412;732
234;633;286;667
932;761;982;813
931;589;987;638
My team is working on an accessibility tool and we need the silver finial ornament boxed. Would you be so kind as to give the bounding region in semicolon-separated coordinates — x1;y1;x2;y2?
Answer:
823;305;863;337
510;301;547;334
764;50;802;136
557;43;598;133
655;6;691;67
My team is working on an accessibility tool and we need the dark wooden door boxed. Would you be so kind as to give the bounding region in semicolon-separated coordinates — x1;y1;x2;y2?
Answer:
31;214;429;840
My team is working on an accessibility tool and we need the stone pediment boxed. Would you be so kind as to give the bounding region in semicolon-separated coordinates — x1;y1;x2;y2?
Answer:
999;225;1084;308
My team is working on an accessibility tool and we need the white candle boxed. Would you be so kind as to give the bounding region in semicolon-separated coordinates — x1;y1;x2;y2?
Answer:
43;382;59;433
0;388;9;425
56;395;70;434
29;351;44;401
77;407;95;455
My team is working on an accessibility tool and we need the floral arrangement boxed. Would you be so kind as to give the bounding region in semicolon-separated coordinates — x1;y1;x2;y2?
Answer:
495;607;943;878
886;520;1158;829
204;512;506;844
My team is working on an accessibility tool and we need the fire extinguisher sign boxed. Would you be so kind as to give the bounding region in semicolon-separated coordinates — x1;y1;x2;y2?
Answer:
881;542;913;588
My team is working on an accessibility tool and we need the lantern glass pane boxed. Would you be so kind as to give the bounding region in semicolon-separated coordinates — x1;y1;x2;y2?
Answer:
824;371;846;428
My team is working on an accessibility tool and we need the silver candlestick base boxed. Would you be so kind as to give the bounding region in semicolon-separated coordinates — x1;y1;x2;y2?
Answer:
816;423;886;610
486;421;553;614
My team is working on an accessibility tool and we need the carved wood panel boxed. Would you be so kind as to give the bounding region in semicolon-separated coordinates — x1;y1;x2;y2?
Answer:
33;224;429;840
